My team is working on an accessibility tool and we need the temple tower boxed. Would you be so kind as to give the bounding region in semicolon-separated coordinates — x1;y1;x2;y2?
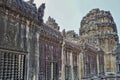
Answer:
27;0;34;4
79;8;119;73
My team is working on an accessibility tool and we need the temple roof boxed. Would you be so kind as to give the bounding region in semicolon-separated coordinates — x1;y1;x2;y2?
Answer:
10;0;37;15
1;0;45;24
115;44;120;54
41;23;63;40
80;8;117;33
64;40;80;51
46;16;60;31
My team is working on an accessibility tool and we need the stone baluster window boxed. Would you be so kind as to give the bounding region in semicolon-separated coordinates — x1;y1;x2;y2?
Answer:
0;50;25;80
65;65;72;80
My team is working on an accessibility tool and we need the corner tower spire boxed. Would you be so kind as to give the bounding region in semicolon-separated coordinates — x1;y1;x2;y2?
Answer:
29;0;34;4
26;0;34;4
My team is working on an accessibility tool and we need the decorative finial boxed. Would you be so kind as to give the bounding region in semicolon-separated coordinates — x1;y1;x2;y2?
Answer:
29;0;34;4
26;0;34;4
38;3;45;23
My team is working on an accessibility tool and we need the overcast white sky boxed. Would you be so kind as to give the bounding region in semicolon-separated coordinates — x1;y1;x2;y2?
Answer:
24;0;120;39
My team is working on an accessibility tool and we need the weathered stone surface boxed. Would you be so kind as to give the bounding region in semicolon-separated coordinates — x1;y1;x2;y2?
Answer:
80;8;119;79
0;0;45;80
0;1;119;80
46;16;60;31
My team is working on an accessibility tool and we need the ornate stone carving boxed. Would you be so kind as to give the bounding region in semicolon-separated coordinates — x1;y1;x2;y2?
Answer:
38;3;45;23
64;30;79;43
80;8;119;77
80;8;119;52
46;16;60;31
1;18;17;49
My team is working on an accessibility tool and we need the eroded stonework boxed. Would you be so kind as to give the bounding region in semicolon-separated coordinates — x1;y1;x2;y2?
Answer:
0;1;120;80
80;8;119;79
80;8;118;52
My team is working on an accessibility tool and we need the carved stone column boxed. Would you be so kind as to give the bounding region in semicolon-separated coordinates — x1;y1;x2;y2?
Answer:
70;51;74;80
35;32;40;80
24;21;30;80
78;52;82;79
51;62;53;80
97;54;100;75
61;42;65;80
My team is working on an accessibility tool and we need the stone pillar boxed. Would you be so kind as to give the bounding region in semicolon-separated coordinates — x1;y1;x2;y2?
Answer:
25;21;30;80
70;52;74;80
111;54;117;72
51;62;53;80
104;53;116;73
104;54;108;73
35;32;40;80
78;53;82;80
61;42;65;80
79;52;84;79
97;54;100;75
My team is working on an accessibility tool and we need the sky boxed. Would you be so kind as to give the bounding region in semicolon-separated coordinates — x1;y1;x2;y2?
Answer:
25;0;120;39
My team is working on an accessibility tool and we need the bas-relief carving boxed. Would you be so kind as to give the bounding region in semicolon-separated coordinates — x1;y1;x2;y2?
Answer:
19;23;27;51
0;16;27;51
0;0;119;80
0;16;5;45
4;18;17;46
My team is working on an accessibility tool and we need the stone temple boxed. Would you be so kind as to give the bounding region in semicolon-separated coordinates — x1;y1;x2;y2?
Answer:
0;0;120;80
80;8;119;74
